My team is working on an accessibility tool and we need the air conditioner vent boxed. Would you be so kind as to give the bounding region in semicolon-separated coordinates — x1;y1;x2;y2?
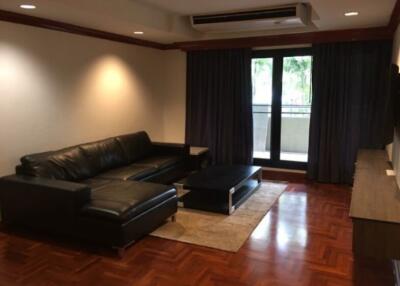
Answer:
192;7;297;25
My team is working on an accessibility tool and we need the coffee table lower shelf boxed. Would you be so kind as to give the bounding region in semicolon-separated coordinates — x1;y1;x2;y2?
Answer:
177;177;261;215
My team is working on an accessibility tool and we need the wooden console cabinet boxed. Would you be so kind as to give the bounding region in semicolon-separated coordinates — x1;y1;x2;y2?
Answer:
350;149;400;259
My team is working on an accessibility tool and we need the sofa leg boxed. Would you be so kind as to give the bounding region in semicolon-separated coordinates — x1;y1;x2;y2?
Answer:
171;215;176;222
113;246;126;258
118;247;126;258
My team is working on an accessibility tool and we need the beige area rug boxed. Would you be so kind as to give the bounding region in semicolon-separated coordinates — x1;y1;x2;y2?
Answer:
150;181;287;252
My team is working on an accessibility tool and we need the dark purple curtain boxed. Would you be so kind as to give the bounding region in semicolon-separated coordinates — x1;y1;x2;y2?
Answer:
185;49;253;165
307;40;392;184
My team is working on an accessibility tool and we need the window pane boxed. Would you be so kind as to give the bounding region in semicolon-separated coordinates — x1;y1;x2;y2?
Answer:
252;58;273;159
280;56;312;162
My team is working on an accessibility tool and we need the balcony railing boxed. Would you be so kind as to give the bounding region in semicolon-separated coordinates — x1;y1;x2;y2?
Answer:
253;104;311;161
253;104;311;116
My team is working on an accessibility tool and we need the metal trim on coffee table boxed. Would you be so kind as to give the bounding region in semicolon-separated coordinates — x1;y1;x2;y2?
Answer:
228;169;262;214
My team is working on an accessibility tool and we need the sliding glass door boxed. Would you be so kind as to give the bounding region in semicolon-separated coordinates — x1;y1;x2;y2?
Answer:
252;49;312;169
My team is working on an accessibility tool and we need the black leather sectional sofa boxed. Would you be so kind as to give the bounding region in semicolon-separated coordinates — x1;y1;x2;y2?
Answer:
0;131;189;252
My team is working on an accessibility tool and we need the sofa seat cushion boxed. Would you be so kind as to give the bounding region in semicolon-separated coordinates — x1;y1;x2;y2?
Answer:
80;178;114;189
134;155;181;170
96;165;157;181
81;181;176;222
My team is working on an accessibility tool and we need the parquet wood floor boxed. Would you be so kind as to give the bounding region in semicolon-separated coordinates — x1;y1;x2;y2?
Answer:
0;180;394;285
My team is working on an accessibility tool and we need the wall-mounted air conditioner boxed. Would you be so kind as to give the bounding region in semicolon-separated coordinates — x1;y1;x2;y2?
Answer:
191;3;310;33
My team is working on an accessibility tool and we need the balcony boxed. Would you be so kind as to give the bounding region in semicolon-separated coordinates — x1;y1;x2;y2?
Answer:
253;104;310;162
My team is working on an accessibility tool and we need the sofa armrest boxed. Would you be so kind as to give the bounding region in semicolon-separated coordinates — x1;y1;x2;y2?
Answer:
152;142;190;157
0;175;91;229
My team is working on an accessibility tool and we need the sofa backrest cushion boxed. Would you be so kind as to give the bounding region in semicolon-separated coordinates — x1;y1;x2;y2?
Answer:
20;150;65;179
19;131;154;181
20;146;95;181
116;131;153;163
79;138;126;172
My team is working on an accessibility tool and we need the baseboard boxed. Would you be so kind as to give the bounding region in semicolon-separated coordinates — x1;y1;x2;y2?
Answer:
262;167;306;174
262;169;307;183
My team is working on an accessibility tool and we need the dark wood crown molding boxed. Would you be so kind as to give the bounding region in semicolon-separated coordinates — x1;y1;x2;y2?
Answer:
0;9;169;50
170;27;392;51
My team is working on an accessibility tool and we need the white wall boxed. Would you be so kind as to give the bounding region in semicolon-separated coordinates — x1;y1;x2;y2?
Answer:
0;21;186;176
161;50;186;143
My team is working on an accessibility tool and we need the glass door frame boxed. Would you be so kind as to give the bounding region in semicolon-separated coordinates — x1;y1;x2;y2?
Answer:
252;47;312;170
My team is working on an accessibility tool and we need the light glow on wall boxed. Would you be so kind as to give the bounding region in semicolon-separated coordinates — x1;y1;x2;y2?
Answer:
72;54;147;130
79;55;137;99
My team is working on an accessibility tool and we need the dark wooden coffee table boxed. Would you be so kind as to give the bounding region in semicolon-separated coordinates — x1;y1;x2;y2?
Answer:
175;165;262;215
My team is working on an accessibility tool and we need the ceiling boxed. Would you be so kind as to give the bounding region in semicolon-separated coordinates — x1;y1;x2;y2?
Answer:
0;0;397;44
